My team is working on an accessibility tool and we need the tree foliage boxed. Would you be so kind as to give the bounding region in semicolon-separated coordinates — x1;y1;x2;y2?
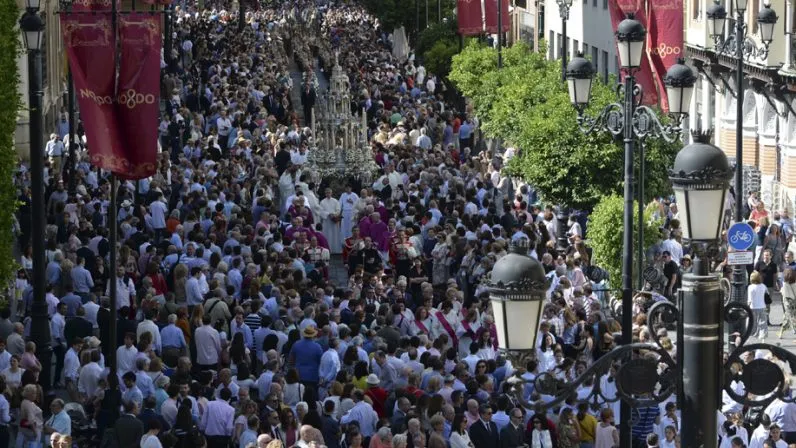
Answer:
586;196;662;286
360;0;456;45
0;0;21;285
449;42;679;210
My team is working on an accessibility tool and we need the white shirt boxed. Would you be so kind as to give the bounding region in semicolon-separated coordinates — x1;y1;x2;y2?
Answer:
116;344;139;375
137;320;162;353
63;347;81;380
107;276;135;309
150;200;167;229
340;401;378;437
216;117;232;136
84;301;100;328
51;313;66;346
140;433;163;448
78;361;103;396
195;324;222;365
660;238;683;265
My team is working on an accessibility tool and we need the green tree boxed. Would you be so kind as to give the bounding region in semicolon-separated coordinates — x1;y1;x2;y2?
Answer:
0;0;21;285
449;42;679;210
360;0;457;45
586;196;662;286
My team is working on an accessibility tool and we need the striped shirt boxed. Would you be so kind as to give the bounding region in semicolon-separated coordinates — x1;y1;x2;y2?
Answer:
632;406;660;441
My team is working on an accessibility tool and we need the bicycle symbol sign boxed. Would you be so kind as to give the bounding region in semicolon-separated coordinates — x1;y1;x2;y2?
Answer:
727;222;755;251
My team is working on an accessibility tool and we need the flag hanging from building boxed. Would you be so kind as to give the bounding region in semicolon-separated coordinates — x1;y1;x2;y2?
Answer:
608;0;659;106
484;0;510;34
60;13;126;175
115;13;161;179
457;0;483;36
647;0;684;113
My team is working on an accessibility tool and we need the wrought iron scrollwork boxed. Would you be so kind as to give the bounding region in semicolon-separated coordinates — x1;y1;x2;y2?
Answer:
507;343;677;413
722;301;796;408
575;82;684;143
714;23;771;60
647;300;679;347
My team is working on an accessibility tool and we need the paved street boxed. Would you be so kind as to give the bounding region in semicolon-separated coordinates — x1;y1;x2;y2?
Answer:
747;293;796;351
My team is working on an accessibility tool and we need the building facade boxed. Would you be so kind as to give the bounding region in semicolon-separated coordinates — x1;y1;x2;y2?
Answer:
542;0;619;83
685;0;796;213
15;0;68;161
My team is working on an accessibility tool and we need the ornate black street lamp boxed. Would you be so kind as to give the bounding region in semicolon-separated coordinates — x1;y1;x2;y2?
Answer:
491;131;796;448
704;0;778;347
565;16;695;443
556;0;573;82
20;0;52;394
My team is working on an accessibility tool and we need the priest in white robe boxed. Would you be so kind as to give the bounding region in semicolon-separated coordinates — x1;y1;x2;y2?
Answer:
319;189;342;254
339;185;359;240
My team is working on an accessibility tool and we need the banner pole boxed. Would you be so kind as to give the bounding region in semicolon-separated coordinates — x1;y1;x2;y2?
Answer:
67;67;77;195
107;0;119;390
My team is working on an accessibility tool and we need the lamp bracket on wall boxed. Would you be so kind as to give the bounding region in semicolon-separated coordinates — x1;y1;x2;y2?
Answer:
772;84;796;118
693;59;736;97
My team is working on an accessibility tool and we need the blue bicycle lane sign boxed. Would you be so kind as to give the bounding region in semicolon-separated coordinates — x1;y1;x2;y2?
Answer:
727;222;755;251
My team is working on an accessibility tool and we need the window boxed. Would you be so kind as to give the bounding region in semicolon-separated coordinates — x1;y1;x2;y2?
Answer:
567;37;571;58
592;46;599;73
750;0;759;32
516;0;528;8
692;0;701;20
695;75;703;128
574;39;579;56
583;42;589;57
41;13;48;90
603;0;608;9
549;31;555;59
602;50;609;83
593;0;597;7
557;33;563;58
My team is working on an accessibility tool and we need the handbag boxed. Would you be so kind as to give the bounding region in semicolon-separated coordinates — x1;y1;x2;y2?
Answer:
765;291;772;305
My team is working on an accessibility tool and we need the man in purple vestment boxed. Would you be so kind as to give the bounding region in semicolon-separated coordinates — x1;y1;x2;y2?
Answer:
359;214;373;240
369;212;389;251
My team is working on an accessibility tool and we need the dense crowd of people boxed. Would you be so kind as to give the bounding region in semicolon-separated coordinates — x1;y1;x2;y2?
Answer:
10;1;796;448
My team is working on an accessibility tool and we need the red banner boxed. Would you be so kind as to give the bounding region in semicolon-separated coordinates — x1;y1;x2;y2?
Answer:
115;13;161;180
608;0;658;106
647;0;684;113
485;0;510;34
457;0;483;36
61;13;126;175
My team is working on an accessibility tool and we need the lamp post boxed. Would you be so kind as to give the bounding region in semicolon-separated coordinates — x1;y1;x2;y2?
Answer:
490;138;796;446
704;0;777;349
554;0;574;250
556;0;572;82
497;0;504;69
20;0;52;394
565;14;696;446
668;130;733;447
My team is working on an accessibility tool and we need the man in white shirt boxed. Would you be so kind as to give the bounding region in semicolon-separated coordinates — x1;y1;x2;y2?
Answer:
77;349;103;401
136;309;162;354
45;134;65;175
63;338;83;402
83;295;100;330
149;193;168;243
660;230;683;266
216;110;232;149
195;315;222;370
116;333;139;376
185;267;205;307
340;390;378;438
106;266;135;310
